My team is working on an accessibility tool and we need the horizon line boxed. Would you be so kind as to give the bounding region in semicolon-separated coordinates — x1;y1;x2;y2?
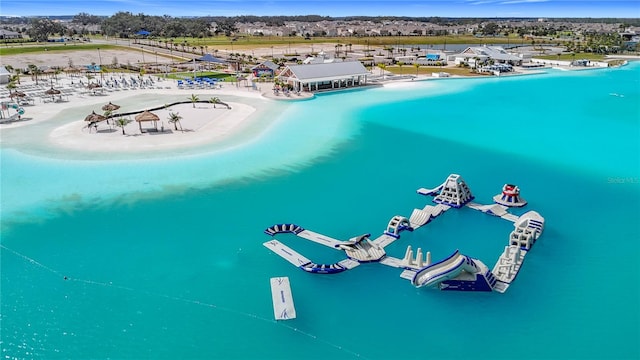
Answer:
1;14;636;19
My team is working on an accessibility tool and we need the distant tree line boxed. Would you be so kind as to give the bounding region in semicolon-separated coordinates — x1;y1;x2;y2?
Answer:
2;14;639;27
1;12;638;50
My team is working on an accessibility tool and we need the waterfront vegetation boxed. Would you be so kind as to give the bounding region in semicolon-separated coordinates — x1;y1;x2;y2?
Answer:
536;53;607;61
1;34;538;53
382;65;483;76
3;13;636;58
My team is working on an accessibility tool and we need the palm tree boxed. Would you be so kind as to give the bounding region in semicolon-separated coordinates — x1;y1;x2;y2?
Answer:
103;110;112;128
385;46;394;58
5;65;20;85
378;63;386;79
414;63;420;76
51;68;62;84
6;81;17;95
114;117;132;135
8;75;20;87
188;94;199;108
397;61;405;74
27;64;40;85
209;97;230;109
472;56;480;69
13;68;21;85
167;112;183;131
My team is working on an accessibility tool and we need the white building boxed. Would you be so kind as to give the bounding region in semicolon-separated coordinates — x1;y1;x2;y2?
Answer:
277;61;370;92
450;46;522;68
0;29;21;39
0;66;11;84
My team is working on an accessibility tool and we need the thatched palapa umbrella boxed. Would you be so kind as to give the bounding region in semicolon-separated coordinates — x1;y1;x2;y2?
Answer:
64;66;81;79
84;111;106;123
134;110;159;132
101;102;120;125
45;87;61;101
9;91;26;99
84;111;106;132
87;83;102;94
101;102;120;112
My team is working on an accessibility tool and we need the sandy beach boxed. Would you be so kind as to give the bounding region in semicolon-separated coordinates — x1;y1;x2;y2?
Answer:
49;101;256;152
0;71;278;156
1;45;601;157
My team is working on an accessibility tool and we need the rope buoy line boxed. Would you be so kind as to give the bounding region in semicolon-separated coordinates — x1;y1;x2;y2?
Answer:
0;244;366;359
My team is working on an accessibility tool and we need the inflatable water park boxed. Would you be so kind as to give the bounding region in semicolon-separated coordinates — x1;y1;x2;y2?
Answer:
263;174;545;294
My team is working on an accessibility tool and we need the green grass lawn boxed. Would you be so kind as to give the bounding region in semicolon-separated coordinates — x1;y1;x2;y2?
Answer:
138;34;536;50
164;71;237;81
384;65;484;77
0;44;121;56
535;53;607;61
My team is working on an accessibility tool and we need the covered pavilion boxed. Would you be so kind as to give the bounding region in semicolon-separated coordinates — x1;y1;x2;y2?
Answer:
276;62;370;92
135;110;159;132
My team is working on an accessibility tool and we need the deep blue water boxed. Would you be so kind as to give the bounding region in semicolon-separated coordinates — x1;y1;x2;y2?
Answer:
1;63;639;359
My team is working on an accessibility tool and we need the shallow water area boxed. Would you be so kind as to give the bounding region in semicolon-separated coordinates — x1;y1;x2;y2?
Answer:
1;63;639;359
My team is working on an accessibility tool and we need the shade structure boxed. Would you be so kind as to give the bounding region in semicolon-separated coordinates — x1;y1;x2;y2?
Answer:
84;111;106;123
86;64;101;73
87;83;103;94
196;54;227;64
134;110;159;132
44;87;61;95
45;87;61;100
101;102;120;112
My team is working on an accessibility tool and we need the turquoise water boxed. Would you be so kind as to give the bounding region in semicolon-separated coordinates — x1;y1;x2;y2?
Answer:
1;64;639;359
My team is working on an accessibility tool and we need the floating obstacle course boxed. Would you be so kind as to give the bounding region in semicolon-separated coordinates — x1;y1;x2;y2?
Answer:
270;277;297;320
493;184;528;207
263;174;545;293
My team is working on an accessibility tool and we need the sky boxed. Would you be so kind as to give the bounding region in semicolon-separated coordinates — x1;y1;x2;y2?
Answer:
0;0;638;18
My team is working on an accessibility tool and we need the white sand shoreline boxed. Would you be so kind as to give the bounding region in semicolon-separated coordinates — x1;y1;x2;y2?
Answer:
0;76;280;155
49;101;256;152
